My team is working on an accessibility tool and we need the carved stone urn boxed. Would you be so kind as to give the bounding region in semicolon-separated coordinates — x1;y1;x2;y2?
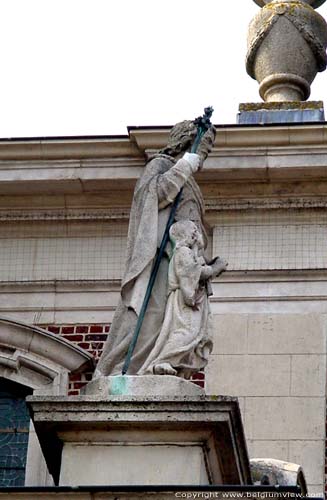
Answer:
247;0;327;101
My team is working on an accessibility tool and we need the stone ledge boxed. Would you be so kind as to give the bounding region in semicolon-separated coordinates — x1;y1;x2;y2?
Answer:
27;396;252;486
83;375;205;397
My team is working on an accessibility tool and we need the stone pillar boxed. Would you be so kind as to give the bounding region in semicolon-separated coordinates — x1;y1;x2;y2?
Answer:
247;0;327;102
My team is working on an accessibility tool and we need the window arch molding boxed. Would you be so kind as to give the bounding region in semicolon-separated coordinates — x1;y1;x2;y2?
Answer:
0;316;93;395
0;316;93;486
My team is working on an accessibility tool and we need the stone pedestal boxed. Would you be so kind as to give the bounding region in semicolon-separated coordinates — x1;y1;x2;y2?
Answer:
28;395;252;486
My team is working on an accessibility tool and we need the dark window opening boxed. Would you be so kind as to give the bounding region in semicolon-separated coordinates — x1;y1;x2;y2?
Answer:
0;378;32;487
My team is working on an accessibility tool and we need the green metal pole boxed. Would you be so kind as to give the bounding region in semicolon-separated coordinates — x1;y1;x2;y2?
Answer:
122;107;213;375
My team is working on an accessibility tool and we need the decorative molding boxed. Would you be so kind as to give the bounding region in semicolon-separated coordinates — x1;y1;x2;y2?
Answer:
0;199;326;221
210;295;327;302
130;123;327;152
0;209;130;221
205;198;327;213
0;137;141;161
0;126;327;194
0;316;93;374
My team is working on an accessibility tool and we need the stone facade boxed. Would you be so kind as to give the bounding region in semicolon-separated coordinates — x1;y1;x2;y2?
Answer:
0;124;326;492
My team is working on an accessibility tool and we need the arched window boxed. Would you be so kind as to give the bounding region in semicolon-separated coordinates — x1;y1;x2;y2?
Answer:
0;317;92;486
0;378;32;487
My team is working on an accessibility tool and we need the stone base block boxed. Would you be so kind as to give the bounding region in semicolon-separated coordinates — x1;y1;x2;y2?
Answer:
238;101;325;124
61;441;209;485
28;395;252;486
83;375;204;397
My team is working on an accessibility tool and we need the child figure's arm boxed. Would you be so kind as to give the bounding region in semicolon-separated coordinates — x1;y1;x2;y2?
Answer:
206;256;228;278
200;264;215;280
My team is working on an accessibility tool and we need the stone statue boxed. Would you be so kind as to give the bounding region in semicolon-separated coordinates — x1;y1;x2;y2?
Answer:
95;119;219;378
138;220;227;378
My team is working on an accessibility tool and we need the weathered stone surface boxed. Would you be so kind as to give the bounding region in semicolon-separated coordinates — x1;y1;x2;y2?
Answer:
247;440;289;463
244;397;325;440
27;396;252;486
289;440;325;485
238;101;325;124
206;354;291;397
83;375;205;397
61;442;210;486
247;314;325;354
247;0;327;102
250;458;307;494
290;354;326;396
253;1;326;9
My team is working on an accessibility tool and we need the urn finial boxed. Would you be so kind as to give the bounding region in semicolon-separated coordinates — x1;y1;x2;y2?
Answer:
247;0;327;102
253;0;326;9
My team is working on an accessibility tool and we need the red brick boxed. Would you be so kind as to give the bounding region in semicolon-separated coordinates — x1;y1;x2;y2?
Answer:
91;342;104;350
69;373;82;382
90;325;104;333
68;390;79;396
47;326;60;334
61;326;75;334
192;372;205;380
78;342;90;350
76;326;89;334
73;382;87;390
63;334;84;342
104;325;110;332
85;334;107;341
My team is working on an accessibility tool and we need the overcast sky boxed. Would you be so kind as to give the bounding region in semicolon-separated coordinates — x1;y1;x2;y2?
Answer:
2;0;327;138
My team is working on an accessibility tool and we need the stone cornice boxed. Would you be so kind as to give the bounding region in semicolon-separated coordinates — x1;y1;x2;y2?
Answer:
0;123;326;160
130;123;327;151
0;123;326;196
0;137;141;160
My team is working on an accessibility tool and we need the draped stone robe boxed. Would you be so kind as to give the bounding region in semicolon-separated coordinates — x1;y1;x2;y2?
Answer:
95;154;207;376
138;242;213;378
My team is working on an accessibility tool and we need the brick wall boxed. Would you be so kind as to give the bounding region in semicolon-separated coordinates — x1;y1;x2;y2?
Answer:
44;323;204;394
45;323;110;395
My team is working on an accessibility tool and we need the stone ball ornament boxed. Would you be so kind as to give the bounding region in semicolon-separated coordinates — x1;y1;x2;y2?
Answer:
247;0;327;102
253;0;326;8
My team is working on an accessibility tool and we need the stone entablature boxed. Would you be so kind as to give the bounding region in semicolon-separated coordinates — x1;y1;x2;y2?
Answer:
0;124;326;200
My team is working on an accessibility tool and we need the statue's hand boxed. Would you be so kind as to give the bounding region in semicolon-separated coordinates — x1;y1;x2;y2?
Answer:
183;152;201;173
210;256;228;277
197;125;216;169
184;294;196;307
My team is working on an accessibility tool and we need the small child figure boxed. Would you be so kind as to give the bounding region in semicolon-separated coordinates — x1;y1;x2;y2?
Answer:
139;219;227;378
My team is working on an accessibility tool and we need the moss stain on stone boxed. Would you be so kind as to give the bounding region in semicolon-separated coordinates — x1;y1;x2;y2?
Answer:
110;376;128;395
239;100;323;111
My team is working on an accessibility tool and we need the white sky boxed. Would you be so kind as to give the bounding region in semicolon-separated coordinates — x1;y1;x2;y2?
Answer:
1;0;327;137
